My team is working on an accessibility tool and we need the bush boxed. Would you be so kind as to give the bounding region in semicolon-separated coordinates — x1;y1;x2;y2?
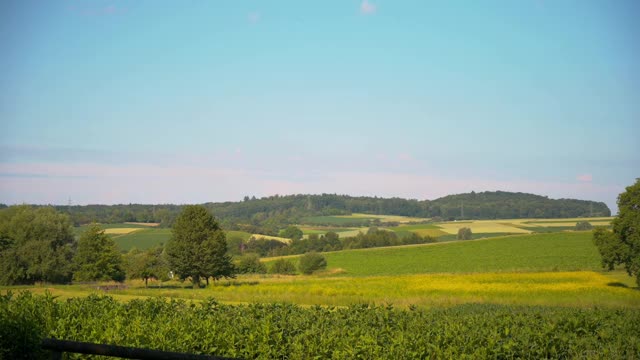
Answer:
269;259;296;275
457;227;472;240
0;292;48;359
298;252;327;275
575;221;593;231
236;254;267;274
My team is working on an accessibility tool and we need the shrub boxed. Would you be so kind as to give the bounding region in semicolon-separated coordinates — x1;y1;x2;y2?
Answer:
298;252;327;275
269;259;296;275
457;227;472;240
575;221;593;231
236;254;267;274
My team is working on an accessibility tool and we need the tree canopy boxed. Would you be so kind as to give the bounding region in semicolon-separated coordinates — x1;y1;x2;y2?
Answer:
0;206;75;285
593;179;640;285
73;224;125;282
165;205;235;287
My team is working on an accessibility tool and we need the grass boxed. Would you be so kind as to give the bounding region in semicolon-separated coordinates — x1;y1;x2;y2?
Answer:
5;271;638;309
265;232;602;277
113;228;172;251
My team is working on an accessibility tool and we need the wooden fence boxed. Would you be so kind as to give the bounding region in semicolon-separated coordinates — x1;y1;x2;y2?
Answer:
41;338;241;360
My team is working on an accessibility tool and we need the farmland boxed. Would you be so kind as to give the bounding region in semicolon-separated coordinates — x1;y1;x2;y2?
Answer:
4;292;639;359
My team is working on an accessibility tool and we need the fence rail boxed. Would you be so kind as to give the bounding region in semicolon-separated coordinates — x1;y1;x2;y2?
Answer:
41;338;241;360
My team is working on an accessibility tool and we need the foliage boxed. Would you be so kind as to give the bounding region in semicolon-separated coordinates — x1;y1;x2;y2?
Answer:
0;206;75;285
47;192;609;229
457;227;473;240
269;258;296;275
279;225;303;241
575;221;593;231
0;292;48;359
298;252;327;275
236;254;267;274
2;293;640;359
165;206;235;286
594;179;640;285
73;224;125;282
124;246;169;286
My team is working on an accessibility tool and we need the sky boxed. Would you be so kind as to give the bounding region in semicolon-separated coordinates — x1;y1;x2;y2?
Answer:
0;0;638;213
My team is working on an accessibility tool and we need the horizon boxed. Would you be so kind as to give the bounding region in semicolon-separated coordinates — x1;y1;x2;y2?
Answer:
1;1;638;214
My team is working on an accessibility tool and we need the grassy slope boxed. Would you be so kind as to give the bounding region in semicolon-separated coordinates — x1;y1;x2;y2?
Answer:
281;232;602;277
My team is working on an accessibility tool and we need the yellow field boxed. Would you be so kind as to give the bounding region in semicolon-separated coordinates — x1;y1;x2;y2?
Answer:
11;271;636;308
335;213;429;223
124;222;160;227
437;221;531;234
411;228;448;237
521;221;612;227
103;228;141;235
251;234;291;243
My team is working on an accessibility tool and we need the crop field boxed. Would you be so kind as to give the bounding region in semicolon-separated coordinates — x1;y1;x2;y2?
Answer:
250;234;291;243
4;292;640;359
334;213;430;223
113;228;173;251
103;228;141;235
436;221;531;235
299;226;353;235
265;232;602;276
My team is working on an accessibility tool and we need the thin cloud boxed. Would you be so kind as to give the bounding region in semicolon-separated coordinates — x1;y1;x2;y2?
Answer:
360;0;377;14
577;174;593;182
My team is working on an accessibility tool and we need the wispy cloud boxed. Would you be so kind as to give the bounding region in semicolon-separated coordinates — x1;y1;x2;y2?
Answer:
577;174;593;182
360;0;377;14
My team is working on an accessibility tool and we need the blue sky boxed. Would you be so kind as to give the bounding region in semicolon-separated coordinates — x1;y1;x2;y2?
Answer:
1;0;638;212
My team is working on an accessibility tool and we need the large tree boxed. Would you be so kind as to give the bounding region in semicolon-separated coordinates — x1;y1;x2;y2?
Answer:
0;206;75;285
593;179;640;285
165;205;235;287
73;224;125;282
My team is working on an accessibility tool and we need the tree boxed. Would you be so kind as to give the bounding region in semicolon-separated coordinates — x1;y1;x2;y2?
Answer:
593;179;640;285
0;206;75;285
269;258;296;275
236;253;267;274
279;226;303;241
165;205;235;287
457;227;472;240
125;246;169;287
73;224;125;282
298;252;327;275
575;221;593;231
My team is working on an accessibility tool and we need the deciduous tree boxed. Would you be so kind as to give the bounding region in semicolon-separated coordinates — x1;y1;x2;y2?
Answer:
73;224;125;282
165;205;235;287
0;206;75;285
593;179;640;285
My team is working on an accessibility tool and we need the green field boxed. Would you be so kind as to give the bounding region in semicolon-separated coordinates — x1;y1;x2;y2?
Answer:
265;232;602;277
301;215;375;226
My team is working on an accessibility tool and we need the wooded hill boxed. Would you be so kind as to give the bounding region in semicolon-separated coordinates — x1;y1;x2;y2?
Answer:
4;191;610;230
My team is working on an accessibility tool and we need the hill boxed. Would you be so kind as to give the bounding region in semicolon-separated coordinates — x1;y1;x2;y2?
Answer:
46;192;609;228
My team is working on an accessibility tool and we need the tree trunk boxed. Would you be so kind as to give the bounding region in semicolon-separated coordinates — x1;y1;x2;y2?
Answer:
192;274;200;289
205;277;209;286
144;277;148;288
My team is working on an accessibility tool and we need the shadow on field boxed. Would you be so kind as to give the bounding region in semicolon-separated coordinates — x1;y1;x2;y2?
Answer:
606;282;629;288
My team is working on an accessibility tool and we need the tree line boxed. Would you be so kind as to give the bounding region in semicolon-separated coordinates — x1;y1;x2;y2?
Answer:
2;191;610;234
